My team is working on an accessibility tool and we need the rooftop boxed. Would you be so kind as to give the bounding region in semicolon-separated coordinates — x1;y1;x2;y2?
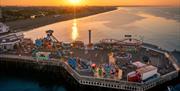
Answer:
0;33;23;44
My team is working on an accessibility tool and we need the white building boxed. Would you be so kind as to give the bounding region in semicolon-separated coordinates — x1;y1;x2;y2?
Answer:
0;33;24;52
0;23;9;34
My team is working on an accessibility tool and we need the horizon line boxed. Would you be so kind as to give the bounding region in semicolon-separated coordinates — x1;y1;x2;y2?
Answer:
1;5;180;7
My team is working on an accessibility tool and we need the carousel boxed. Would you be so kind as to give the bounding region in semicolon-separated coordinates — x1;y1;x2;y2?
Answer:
118;38;142;52
98;39;120;50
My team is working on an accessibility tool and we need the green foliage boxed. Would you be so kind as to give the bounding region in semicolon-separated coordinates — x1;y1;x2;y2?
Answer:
2;6;116;22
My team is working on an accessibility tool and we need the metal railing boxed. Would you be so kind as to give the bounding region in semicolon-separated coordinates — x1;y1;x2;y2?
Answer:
0;54;179;91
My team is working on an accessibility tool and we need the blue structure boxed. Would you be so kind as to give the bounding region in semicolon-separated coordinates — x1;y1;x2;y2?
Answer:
104;64;111;77
35;39;43;47
68;58;77;69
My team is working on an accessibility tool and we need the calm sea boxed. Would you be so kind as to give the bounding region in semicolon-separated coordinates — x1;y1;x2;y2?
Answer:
24;7;180;51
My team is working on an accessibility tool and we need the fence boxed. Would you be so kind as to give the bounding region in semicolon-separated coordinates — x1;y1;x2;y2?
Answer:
0;54;179;91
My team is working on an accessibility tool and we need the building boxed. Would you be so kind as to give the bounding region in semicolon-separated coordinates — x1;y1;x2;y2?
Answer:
30;15;36;19
118;38;142;52
136;65;158;81
0;23;9;34
0;33;24;52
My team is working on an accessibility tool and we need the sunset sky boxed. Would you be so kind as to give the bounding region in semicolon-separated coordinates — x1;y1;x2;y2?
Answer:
1;0;180;6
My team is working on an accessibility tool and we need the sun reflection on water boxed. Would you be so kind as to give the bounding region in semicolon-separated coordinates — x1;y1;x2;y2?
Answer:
72;19;79;41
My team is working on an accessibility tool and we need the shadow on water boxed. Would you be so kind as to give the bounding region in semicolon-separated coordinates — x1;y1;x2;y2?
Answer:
0;72;67;91
0;67;180;91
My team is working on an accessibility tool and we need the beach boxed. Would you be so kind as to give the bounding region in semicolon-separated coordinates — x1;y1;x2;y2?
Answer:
4;7;117;32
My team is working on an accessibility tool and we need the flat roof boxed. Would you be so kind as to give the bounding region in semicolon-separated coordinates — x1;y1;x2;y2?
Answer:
0;33;23;44
136;65;157;74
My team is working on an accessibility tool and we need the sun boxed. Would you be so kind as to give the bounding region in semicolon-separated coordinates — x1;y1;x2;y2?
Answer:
69;0;81;4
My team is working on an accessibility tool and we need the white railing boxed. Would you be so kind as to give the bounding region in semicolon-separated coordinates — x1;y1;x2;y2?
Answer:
0;54;179;91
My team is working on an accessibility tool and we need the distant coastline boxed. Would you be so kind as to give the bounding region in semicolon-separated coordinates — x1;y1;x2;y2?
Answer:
1;6;117;33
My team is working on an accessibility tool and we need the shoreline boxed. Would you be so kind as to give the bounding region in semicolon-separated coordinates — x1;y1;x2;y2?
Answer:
4;7;117;33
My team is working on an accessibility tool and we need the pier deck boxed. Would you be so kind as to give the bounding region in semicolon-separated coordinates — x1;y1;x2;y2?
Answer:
0;44;179;91
69;46;176;80
0;44;178;91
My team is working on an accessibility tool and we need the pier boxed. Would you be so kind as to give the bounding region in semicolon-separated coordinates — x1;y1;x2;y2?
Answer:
0;30;179;91
0;44;179;91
